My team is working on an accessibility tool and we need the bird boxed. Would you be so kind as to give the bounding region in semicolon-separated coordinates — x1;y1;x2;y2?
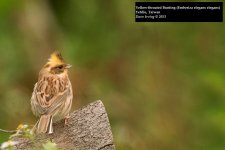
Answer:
31;52;73;134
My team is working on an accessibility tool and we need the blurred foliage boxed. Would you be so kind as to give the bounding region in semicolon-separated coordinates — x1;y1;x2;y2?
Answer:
43;141;57;150
0;0;225;149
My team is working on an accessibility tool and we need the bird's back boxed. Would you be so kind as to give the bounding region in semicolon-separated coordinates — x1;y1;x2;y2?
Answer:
31;72;73;122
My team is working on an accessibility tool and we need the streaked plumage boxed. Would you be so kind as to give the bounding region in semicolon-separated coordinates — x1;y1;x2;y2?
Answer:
31;52;73;134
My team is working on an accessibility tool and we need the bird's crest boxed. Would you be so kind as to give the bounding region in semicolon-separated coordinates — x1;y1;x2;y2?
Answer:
48;51;64;65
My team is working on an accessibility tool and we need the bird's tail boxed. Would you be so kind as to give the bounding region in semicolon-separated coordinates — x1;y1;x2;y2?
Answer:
32;115;53;134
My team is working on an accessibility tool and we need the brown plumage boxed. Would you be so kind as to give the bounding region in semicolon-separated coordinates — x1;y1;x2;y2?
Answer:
31;52;73;134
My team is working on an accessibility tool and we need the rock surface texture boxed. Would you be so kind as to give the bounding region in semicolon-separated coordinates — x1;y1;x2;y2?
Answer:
2;100;115;150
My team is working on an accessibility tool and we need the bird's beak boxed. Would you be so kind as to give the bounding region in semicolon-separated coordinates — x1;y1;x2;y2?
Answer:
65;64;72;69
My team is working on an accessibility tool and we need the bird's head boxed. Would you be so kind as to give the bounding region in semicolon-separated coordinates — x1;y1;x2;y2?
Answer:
43;51;72;74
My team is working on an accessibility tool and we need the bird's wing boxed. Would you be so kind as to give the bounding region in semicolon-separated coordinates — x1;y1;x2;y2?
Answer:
31;79;70;115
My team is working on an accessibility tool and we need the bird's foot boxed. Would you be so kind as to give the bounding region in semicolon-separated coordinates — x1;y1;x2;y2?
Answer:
64;115;70;126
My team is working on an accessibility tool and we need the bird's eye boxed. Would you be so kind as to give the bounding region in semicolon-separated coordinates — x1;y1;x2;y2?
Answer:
57;65;63;69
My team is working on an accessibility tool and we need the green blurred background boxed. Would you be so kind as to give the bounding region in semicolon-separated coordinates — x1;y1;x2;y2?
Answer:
0;0;224;149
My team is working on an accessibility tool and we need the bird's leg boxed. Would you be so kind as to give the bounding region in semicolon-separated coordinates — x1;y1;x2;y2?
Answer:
64;115;70;126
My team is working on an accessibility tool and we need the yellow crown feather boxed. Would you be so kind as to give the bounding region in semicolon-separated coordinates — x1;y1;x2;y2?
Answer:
47;51;64;65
